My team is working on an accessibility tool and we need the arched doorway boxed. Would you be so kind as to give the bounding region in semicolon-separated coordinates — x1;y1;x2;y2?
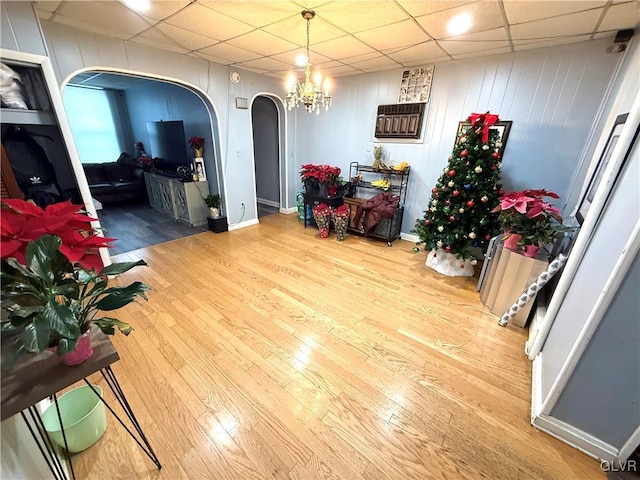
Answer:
61;69;224;255
251;96;280;218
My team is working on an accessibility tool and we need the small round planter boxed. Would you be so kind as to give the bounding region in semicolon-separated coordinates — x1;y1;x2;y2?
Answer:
60;332;93;366
41;385;107;453
209;207;220;218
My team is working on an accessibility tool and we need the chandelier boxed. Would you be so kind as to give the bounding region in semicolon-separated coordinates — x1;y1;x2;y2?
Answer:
285;10;332;115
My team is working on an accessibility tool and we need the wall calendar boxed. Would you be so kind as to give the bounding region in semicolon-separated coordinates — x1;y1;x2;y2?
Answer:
398;65;434;103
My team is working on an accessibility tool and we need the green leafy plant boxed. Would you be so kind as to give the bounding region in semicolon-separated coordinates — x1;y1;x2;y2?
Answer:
204;193;221;209
0;199;150;367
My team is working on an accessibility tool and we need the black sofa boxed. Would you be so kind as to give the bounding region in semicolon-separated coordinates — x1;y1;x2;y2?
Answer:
82;157;145;204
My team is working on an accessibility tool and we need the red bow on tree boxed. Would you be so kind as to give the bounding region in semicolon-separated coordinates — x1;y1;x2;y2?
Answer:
467;112;500;143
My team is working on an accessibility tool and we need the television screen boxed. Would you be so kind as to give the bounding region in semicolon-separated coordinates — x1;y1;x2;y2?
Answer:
145;120;190;171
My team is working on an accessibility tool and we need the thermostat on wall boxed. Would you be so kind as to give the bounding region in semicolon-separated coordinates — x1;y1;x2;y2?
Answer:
230;71;240;83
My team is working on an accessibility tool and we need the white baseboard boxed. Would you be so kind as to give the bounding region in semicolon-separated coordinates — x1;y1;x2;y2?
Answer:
280;207;296;214
400;232;419;243
257;197;279;208
228;219;259;231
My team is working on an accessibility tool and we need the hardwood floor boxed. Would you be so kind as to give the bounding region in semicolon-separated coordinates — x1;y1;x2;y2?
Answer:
97;202;208;255
73;213;603;479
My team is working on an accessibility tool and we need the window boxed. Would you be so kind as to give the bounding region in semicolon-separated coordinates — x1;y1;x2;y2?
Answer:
63;86;122;163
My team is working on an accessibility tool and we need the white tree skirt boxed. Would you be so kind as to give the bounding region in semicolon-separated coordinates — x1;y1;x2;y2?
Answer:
426;248;474;277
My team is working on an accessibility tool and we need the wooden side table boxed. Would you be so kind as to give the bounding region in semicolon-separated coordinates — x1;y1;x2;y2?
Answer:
1;329;161;480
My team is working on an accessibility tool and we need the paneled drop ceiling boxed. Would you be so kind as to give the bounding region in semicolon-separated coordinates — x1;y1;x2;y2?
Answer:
35;0;640;79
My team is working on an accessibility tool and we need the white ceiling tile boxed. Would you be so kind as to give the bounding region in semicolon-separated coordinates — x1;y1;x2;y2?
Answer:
263;15;347;45
415;1;504;40
235;65;270;74
402;56;450;67
313;60;346;68
53;14;137;40
450;27;508;42
34;9;54;21
129;35;190;54
56;1;151;38
197;42;262;62
360;63;403;73
386;41;449;64
311;36;376;60
439;39;511;56
337;51;383;65
504;1;607;25
354;20;431;51
318;1;409;33
349;55;402;70
265;71;287;79
318;64;361;76
199;1;297;28
34;1;61;13
592;31;617;40
510;10;602;40
226;29;299;56
451;45;512;60
133;1;190;21
598;2;640;31
165;3;254;41
396;0;472;18
270;49;333;66
513;34;592;52
155;23;219;51
234;56;292;71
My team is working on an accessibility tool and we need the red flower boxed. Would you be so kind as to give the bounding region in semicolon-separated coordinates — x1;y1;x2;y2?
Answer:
188;136;205;148
1;199;113;271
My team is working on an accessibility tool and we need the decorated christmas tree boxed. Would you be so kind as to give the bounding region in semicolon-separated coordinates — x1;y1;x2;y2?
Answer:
413;112;505;277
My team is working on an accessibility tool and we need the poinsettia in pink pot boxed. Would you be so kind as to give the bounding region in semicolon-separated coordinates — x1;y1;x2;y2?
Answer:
492;189;566;256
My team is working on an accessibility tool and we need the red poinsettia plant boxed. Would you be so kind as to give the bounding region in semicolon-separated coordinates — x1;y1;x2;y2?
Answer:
300;164;341;186
188;136;205;148
492;189;565;247
1;199;149;366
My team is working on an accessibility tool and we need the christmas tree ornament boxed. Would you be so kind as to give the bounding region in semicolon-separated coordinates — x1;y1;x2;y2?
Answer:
424;219;430;225
473;145;480;151
459;208;465;213
434;192;439;198
475;166;483;173
437;225;444;232
491;165;497;171
466;174;472;180
464;183;471;190
441;186;446;191
485;234;491;240
443;206;450;213
469;232;476;239
460;136;467;143
466;200;475;208
448;170;456;177
437;240;443;247
449;216;456;222
413;246;419;253
492;152;500;159
471;259;478;265
445;199;450;205
448;181;455;187
498;162;503;169
479;217;488;225
453;190;460;197
431;199;438;206
482;145;489;150
432;187;438;194
496;141;503;148
445;246;451;253
473;241;479;247
481;195;489;203
499;188;505;195
460;150;468;158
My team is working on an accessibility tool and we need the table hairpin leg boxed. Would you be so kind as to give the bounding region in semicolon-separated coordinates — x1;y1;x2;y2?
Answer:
83;367;162;470
21;406;69;480
52;392;77;480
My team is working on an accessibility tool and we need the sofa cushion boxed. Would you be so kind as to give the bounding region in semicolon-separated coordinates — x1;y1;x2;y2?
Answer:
102;162;135;183
111;181;141;194
89;184;117;196
83;164;107;185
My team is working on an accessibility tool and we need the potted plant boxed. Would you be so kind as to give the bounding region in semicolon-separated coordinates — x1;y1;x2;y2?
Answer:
1;199;150;367
492;189;566;257
204;193;222;218
300;164;341;197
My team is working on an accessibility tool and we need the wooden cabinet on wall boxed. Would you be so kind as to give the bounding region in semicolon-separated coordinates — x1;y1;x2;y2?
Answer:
144;172;209;226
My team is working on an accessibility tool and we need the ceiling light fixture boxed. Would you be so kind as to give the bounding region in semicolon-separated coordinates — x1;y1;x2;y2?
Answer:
447;13;473;36
285;10;331;115
123;0;150;13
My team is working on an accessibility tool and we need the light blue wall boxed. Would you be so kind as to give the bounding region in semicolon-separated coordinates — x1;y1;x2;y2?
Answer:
295;39;619;236
123;81;219;193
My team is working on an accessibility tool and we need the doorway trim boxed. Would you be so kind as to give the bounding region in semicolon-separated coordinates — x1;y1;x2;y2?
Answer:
249;93;290;219
59;66;227;255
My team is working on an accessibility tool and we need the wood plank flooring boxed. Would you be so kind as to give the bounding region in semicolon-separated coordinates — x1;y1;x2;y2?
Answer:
98;202;207;255
72;213;603;479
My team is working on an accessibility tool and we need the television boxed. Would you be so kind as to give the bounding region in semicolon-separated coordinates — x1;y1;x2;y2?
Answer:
145;120;190;172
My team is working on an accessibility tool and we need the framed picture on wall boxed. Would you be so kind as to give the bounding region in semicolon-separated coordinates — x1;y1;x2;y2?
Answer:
575;113;631;225
456;120;512;158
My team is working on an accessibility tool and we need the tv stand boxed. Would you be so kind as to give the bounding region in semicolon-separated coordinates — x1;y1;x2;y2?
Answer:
144;172;209;226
